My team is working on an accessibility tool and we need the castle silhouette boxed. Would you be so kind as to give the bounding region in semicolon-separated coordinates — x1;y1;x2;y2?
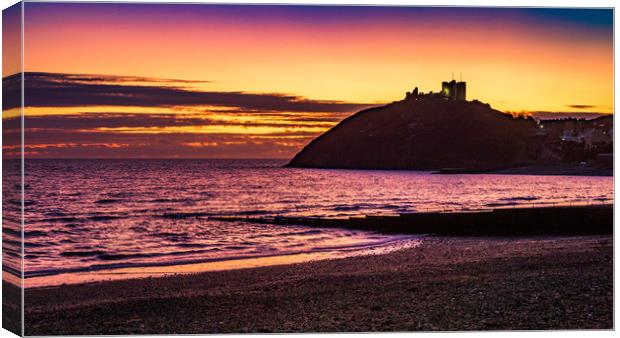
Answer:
405;75;466;101
441;79;466;100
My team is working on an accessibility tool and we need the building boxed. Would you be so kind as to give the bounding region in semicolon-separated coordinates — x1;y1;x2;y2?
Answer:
441;79;466;100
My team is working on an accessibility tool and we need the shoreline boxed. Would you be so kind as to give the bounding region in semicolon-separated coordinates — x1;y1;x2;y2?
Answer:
23;235;612;334
287;162;613;177
22;235;421;288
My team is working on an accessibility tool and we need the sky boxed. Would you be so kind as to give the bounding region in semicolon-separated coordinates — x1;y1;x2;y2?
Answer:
2;4;614;158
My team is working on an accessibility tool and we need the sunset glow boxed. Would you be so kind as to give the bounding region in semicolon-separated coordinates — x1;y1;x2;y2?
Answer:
3;4;614;158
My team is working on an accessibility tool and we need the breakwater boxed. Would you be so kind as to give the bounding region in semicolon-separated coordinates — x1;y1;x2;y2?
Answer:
211;204;613;236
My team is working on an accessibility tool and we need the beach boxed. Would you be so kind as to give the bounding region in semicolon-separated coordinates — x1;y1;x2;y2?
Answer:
23;235;612;334
2;4;614;336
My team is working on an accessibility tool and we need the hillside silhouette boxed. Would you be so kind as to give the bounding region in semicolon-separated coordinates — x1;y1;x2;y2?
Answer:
287;94;545;170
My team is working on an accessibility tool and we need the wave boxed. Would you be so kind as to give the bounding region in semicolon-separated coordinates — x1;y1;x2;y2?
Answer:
7;199;21;206
161;212;212;219
485;202;518;207
44;211;69;217
95;199;124;204
159;209;271;219
248;229;323;239
97;248;218;261
594;197;611;201
498;196;540;202
2;227;21;237
280;229;324;236
104;192;134;198
380;204;401;209
37;216;82;223
235;210;272;216
25;230;48;237
33;214;124;223
89;215;124;221
176;243;207;248
149;198;193;203
332;205;361;211
486;196;542;207
61;250;106;257
25;236;421;279
332;203;403;212
25;242;47;248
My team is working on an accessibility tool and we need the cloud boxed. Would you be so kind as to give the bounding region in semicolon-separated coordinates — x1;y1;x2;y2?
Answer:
8;112;323;154
13;128;315;159
1;72;373;158
8;112;338;131
567;104;596;109
3;72;373;113
0;110;333;155
35;72;213;85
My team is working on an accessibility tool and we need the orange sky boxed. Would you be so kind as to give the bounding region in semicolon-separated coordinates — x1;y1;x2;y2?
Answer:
2;4;614;158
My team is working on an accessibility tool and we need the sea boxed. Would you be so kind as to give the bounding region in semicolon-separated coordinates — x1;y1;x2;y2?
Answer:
2;159;614;287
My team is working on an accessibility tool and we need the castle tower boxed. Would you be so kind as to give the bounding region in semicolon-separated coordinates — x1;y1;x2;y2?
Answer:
456;81;466;100
441;78;466;100
441;80;458;100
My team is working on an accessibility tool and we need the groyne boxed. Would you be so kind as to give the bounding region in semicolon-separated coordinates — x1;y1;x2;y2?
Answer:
211;204;613;236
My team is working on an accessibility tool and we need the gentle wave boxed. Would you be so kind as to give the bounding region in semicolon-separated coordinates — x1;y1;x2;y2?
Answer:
25;235;419;278
498;196;540;202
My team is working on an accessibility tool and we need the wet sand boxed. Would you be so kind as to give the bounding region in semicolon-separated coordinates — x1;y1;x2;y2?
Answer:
24;235;612;334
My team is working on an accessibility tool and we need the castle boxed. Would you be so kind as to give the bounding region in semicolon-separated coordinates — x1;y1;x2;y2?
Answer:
405;76;467;101
441;79;466;100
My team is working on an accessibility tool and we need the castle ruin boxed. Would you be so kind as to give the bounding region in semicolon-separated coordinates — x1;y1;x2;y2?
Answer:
405;76;467;101
441;79;466;100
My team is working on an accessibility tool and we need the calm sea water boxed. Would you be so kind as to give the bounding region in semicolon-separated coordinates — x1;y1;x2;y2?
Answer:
3;159;613;286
